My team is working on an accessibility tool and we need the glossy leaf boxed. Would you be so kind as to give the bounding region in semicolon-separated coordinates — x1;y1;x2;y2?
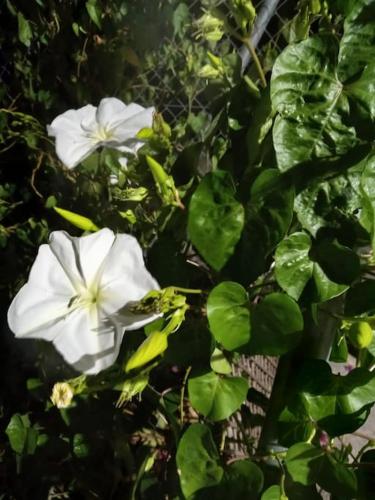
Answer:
188;371;248;421
85;0;102;29
281;360;375;437
275;232;313;300
5;414;38;456
275;232;348;302
176;424;223;498
285;442;324;486
210;348;232;374
223;460;264;498
207;281;250;350
188;170;245;271
338;0;375;81
271;30;375;171
285;442;357;497
360;154;375;251
261;485;284;500
227;169;294;285
314;239;360;285
247;293;304;355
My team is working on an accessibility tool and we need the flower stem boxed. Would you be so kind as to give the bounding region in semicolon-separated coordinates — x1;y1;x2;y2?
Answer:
180;366;192;425
242;37;267;88
172;286;203;295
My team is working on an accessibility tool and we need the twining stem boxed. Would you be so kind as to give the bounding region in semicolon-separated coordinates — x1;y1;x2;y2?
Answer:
180;366;192;424
222;23;267;88
241;37;267;88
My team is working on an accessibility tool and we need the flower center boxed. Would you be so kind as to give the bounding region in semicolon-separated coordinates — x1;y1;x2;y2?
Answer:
68;288;101;310
91;125;114;142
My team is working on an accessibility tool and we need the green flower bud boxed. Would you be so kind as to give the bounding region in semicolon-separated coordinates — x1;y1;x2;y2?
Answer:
230;0;256;33
348;321;373;349
198;64;221;79
195;11;225;43
53;206;99;232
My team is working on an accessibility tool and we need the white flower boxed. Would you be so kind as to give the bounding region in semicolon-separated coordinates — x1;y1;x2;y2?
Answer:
7;228;159;374
47;98;154;169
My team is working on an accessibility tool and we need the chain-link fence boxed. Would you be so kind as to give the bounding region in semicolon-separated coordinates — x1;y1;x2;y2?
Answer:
132;0;292;124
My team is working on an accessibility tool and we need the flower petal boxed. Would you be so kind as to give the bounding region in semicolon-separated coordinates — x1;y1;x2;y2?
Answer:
7;284;71;340
53;306;116;367
75;228;115;288
95;97;128;126
96;98;154;142
7;244;74;339
54;133;97;169
48;105;96;133
47;105;97;168
49;229;116;292
99;233;159;315
72;335;122;375
111;107;154;143
48;231;86;293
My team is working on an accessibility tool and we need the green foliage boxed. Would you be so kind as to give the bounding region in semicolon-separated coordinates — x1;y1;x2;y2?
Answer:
176;424;223;498
2;1;375;499
188;170;245;271
188;370;248;421
207;281;250;350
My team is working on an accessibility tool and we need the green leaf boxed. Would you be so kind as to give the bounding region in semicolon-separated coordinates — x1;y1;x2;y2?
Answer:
271;32;374;171
295;171;364;238
207;281;250;351
172;3;190;36
314;239;360;285
247;293;304;355
338;0;375;81
5;414;38;455
210;348;232;374
261;485;284;500
176;424;223;498
345;280;375;315
330;332;348;363
312;263;348;302
17;12;33;47
164;319;213;368
188;171;244;271
360;154;375;251
285;443;324;486
223;460;264;498
198;460;264;499
85;0;102;29
282;360;375;437
188;371;248;421
275;232;348;302
227;169;294;285
316;453;358;498
285;442;357;498
125;330;168;372
73;433;90;458
357;449;375;499
275;232;313;300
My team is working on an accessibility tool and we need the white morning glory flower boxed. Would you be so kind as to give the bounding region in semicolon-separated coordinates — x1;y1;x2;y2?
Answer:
47;97;154;169
7;228;159;374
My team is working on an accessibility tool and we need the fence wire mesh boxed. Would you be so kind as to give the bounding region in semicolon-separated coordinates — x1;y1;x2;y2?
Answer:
132;0;292;124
